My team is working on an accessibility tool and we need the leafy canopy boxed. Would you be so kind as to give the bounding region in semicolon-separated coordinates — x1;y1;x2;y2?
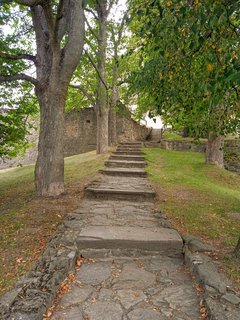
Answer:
0;3;38;158
128;0;240;137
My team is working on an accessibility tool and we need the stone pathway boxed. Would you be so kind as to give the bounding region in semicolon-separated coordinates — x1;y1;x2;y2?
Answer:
51;142;201;320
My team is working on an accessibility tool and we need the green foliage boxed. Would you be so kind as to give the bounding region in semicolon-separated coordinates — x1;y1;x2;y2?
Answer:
66;0;130;112
128;0;240;137
0;83;38;158
0;3;37;158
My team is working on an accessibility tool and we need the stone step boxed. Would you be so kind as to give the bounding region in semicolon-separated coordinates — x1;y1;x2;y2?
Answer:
77;226;183;257
117;147;142;151
110;155;145;161
114;151;144;155
100;168;147;177
85;187;155;201
119;142;142;146
144;141;161;148
117;144;142;148
105;160;146;168
116;150;142;154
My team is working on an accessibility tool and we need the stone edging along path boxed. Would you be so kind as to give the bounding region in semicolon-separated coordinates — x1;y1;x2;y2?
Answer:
183;234;240;320
0;142;239;320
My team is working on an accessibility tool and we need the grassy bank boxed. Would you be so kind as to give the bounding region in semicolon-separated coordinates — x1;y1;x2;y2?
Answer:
0;151;108;296
145;148;240;284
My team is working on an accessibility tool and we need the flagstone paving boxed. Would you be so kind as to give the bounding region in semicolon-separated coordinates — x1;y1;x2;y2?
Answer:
50;142;201;319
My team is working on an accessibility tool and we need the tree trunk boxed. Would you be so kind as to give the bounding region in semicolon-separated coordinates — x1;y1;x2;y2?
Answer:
109;107;117;146
205;132;224;168
109;85;118;146
234;236;240;259
35;81;67;196
96;0;109;154
30;1;84;196
97;106;109;153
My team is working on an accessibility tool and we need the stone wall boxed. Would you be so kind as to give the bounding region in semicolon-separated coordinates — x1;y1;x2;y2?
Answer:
159;140;207;152
224;139;240;152
224;140;240;174
64;108;97;156
64;107;150;157
116;109;150;143
151;139;240;154
0;107;150;169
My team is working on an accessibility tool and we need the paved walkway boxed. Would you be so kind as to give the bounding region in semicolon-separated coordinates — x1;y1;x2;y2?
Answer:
51;143;201;320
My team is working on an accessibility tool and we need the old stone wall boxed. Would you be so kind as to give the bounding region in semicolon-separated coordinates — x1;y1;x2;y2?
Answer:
64;108;97;156
224;139;240;152
116;109;150;144
159;140;207;152
152;139;240;154
64;107;150;157
0;107;150;169
224;140;240;174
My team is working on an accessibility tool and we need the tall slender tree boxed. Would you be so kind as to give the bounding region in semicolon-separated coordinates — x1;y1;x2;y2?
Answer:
69;0;129;149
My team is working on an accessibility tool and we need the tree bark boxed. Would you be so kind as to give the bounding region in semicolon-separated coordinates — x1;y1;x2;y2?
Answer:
109;106;118;146
108;12;127;146
234;236;240;259
205;132;224;168
109;85;118;146
108;40;119;146
96;0;109;154
35;80;67;196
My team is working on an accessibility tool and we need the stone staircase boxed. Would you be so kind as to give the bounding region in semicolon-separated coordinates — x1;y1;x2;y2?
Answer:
49;142;201;319
2;142;239;320
83;141;183;257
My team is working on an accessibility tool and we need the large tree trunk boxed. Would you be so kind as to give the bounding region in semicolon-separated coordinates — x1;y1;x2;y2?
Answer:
234;236;240;259
31;1;84;196
205;132;224;168
35;82;67;196
96;0;109;154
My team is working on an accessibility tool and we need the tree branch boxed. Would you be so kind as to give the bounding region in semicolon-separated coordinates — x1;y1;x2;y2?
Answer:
84;49;109;91
55;0;65;40
69;84;96;106
84;14;99;40
0;52;36;63
0;73;38;86
16;0;43;6
84;37;98;55
62;0;85;78
107;0;115;16
42;0;56;45
85;8;99;21
117;9;129;44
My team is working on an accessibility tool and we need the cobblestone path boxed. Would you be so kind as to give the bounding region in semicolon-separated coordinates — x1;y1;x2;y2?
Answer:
51;143;201;320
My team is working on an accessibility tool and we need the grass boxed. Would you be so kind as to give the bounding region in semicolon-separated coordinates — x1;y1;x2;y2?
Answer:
0;151;108;296
145;148;240;285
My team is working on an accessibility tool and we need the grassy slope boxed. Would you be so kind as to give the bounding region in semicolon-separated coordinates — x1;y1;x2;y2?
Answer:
145;148;240;283
0;151;108;296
